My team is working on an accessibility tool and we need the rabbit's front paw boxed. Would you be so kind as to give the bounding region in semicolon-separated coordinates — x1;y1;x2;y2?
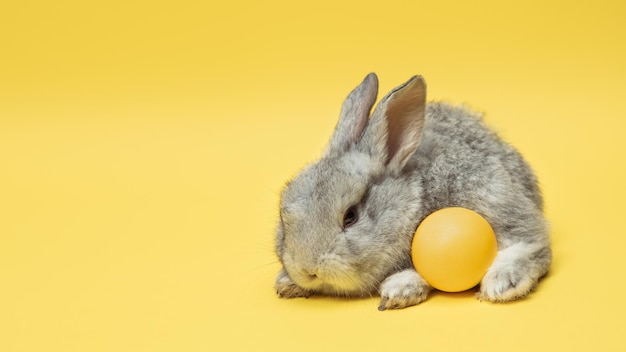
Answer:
275;269;311;298
378;269;431;311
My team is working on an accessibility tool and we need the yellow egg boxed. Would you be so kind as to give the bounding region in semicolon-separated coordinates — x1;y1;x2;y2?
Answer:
411;207;498;292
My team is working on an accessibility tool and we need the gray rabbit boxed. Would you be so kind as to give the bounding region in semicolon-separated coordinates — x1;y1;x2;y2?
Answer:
274;73;551;310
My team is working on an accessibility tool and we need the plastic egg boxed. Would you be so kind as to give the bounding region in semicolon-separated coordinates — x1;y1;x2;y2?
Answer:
411;207;498;292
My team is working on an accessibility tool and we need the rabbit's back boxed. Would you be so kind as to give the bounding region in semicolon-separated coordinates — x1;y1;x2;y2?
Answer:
414;103;545;245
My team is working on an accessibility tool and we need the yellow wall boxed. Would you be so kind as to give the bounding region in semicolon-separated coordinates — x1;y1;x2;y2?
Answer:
1;1;625;351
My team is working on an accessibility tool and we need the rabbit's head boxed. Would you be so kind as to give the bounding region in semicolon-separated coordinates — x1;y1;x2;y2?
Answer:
275;73;427;296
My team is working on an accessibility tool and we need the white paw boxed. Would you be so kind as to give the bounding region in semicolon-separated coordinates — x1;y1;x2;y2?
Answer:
275;270;311;298
478;243;540;302
378;269;431;310
478;264;535;302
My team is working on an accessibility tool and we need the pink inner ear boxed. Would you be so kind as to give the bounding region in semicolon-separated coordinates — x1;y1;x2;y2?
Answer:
384;79;426;168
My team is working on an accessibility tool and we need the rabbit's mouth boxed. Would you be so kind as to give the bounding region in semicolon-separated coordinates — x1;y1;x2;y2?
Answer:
289;266;371;297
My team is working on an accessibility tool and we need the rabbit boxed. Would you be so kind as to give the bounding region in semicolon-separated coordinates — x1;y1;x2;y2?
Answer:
274;73;551;310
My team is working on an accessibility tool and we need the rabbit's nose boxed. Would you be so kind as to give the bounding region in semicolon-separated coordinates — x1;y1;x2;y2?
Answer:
302;268;319;279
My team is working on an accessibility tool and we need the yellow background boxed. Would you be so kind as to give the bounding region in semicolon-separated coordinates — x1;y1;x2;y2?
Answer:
1;1;625;351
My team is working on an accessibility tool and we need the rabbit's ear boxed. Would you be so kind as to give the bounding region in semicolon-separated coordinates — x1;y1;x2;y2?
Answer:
325;73;379;154
361;76;427;174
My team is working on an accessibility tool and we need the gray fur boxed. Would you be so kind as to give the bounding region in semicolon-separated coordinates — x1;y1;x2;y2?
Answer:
274;73;551;310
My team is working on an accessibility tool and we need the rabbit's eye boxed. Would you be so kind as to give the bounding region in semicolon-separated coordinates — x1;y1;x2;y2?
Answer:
342;206;359;229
